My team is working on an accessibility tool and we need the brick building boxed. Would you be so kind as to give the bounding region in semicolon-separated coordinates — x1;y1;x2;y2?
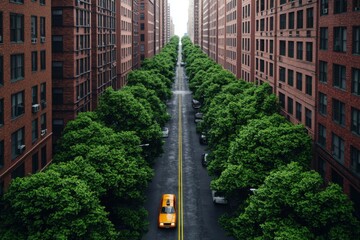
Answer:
133;0;141;70
241;0;255;82
0;0;52;192
209;0;218;61
315;3;360;216
139;0;155;61
217;0;226;67
117;0;133;87
51;0;92;145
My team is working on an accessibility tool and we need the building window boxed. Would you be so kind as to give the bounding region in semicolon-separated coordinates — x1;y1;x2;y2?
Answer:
41;113;46;131
40;17;45;37
10;54;24;81
305;108;312;128
319;61;328;83
31;16;37;39
306;75;312;95
353;68;360;95
0;12;3;43
32;86;38;104
288;12;294;29
351;146;360;176
10;13;24;42
333;99;345;126
296;72;302;91
306;8;314;28
353;26;360;54
280;14;286;29
52;61;63;79
319;92;327;115
0;56;3;85
279;67;286;82
11;91;24;118
140;23;144;30
32;119;38;142
296;102;302;121
40;50;46;70
280;40;286;56
320;27;328;50
53;119;64;136
288;69;294;86
288;41;294;58
140;34;145;42
297;42;303;60
306;42;313;62
352;107;360;135
0;99;3;126
354;0;360;10
279;92;285;108
11;163;24;179
287;97;293;114
320;0;329;15
32;152;39;173
297;10;303;29
0;140;3;168
334;27;347;52
31;51;37;71
52;36;63;53
52;9;63;26
333;64;346;90
40;83;46;107
53;88;63;105
318;124;326;147
334;0;347;13
11;127;25;160
332;133;345;163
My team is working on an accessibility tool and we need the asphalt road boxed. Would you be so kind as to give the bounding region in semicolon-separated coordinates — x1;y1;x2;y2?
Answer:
142;47;233;240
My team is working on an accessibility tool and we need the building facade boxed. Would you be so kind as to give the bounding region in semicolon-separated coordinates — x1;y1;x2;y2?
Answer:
0;0;52;192
139;0;155;61
133;0;141;69
315;3;360;217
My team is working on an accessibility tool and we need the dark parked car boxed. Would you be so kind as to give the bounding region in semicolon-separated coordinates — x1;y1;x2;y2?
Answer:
201;153;209;167
192;99;201;109
194;112;203;123
200;132;208;145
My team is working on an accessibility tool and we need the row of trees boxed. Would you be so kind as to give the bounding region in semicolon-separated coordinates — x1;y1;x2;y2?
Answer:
0;36;180;240
181;36;360;239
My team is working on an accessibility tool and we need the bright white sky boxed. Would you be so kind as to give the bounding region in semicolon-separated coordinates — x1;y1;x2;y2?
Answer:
168;0;189;37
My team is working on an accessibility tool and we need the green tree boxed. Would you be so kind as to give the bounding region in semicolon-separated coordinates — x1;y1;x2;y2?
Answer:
225;162;360;240
211;114;312;195
0;170;117;240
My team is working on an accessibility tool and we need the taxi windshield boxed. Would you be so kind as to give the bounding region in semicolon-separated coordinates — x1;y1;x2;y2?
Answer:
161;206;175;213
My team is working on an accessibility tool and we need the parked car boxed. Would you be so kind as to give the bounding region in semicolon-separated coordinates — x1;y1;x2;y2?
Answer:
180;62;185;66
158;194;177;228
212;190;228;204
161;127;169;138
194;112;203;123
192;99;201;109
200;132;208;145
201;153;209;167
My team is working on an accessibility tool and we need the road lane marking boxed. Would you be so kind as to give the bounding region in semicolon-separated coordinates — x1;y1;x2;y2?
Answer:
178;94;184;240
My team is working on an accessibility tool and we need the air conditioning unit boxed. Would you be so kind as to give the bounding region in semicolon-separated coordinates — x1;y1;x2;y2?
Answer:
17;145;26;153
323;8;328;14
41;129;47;136
32;104;40;113
31;38;37;44
40;37;46;43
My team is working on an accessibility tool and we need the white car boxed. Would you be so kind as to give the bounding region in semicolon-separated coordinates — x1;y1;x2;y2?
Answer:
161;127;169;138
212;190;228;204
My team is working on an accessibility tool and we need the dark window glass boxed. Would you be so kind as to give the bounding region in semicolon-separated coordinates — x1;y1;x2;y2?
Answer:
279;92;285;108
296;102;302;121
11;162;24;179
318;124;326;147
288;12;294;29
353;27;360;54
31;51;37;71
287;97;293;114
297;42;303;60
41;146;47;168
11;91;24;118
52;9;63;26
319;92;327;115
0;140;3;168
11;127;25;159
10;54;24;81
332;133;345;163
0;99;3;126
306;8;314;28
52;88;63;105
0;12;3;43
352;68;360;95
288;41;294;58
320;0;329;15
32;119;38;142
333;99;345;126
280;14;286;29
351;146;360;176
306;42;313;62
32;152;39;173
334;0;347;13
288;69;294;86
10;13;24;42
333;64;346;90
297;10;303;29
320;27;328;50
319;61;328;83
280;40;286;56
334;27;347;52
306;75;312;95
52;61;63;78
279;67;286;82
0;56;3;85
40;51;46;70
351;107;360;135
52;36;63;53
305;108;312;128
296;72;303;91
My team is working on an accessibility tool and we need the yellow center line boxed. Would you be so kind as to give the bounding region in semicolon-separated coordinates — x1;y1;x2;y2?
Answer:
178;93;184;240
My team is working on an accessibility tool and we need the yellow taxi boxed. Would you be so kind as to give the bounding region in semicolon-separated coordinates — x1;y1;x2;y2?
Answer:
158;194;177;228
